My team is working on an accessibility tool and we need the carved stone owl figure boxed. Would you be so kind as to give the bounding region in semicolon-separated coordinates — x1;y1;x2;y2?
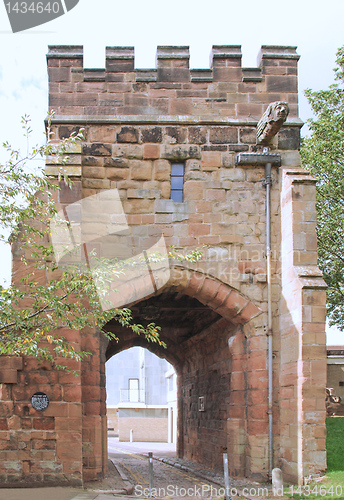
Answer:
256;101;289;145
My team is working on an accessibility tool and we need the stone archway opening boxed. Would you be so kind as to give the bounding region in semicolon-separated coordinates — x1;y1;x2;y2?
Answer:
106;345;177;446
101;279;248;473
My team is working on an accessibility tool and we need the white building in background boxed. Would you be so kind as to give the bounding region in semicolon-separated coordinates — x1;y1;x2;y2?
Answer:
327;345;344;400
165;366;177;444
106;347;177;443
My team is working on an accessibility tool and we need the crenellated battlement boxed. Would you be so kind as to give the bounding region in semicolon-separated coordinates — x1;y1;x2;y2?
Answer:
47;45;301;123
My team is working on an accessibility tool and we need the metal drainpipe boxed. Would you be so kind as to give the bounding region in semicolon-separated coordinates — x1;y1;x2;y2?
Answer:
264;160;273;480
235;151;280;483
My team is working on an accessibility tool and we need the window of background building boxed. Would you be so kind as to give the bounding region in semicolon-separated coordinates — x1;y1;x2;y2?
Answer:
129;378;139;402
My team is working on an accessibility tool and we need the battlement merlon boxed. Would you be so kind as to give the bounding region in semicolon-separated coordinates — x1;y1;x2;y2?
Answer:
47;45;302;124
47;44;299;74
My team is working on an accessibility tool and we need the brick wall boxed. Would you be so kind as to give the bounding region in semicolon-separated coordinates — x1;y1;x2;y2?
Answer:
107;408;119;432
181;318;236;471
0;44;327;487
118;410;168;442
0;336;83;487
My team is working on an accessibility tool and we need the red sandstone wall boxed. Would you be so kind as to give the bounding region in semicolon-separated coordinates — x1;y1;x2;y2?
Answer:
47;45;300;121
0;334;83;487
0;44;327;487
181;318;236;471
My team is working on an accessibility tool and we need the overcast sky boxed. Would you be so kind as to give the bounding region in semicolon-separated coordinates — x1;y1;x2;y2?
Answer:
0;0;343;343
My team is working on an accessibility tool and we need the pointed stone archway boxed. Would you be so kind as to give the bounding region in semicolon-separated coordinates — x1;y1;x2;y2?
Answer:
81;268;264;480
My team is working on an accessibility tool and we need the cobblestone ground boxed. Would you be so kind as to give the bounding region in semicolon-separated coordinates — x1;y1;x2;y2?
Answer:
113;452;222;499
103;440;277;500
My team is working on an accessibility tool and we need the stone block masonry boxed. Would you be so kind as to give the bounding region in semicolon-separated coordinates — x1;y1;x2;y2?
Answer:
0;44;326;488
47;45;301;129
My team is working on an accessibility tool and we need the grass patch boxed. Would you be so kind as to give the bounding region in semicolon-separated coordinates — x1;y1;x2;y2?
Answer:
327;417;344;472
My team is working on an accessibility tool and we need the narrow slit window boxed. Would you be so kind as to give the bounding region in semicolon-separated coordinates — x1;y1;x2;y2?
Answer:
170;163;185;202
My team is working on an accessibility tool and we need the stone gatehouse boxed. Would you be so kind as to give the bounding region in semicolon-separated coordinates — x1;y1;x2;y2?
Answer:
0;45;327;487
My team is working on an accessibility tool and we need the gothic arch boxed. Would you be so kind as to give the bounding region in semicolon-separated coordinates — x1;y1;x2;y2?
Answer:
162;267;262;325
114;266;263;327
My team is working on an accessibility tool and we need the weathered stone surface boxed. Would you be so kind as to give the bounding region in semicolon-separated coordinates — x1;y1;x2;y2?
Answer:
162;145;201;160
82;155;104;167
165;126;187;144
112;144;143;159
5;44;325;490
266;75;297;93
82;178;111;189
210;127;238;144
82;166;106;179
117;127;139;143
188;127;207;144
201;151;221;171
104;157;129;168
157;67;190;83
278;128;300;150
141;127;163;143
58;125;84;140
106;168;129;181
58;180;81;203
143;144;160;159
129;160;152;180
239;127;256;144
153;159;171;181
82;143;112;156
88;126;117;143
47;46;301;121
45;166;82;177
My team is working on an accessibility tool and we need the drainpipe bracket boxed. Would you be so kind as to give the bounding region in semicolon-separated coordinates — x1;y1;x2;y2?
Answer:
235;152;281;167
262;178;272;188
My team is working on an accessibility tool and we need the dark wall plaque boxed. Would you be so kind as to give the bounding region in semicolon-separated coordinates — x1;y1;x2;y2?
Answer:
31;392;49;411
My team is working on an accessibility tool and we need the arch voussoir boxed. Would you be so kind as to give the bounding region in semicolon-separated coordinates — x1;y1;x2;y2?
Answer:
194;276;222;305
183;270;206;298
207;283;232;310
230;300;262;324
164;268;262;325
215;290;250;322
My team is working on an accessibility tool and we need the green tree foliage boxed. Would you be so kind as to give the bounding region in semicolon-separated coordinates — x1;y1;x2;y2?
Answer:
0;115;202;369
301;46;344;330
